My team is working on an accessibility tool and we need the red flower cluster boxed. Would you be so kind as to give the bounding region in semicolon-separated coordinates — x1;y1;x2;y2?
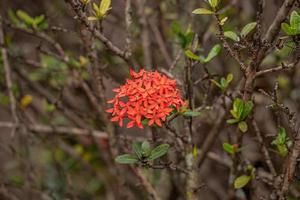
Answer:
106;69;185;128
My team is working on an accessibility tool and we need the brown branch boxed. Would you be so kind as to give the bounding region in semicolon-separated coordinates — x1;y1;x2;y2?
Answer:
125;0;133;55
169;49;182;72
131;167;161;200
149;18;172;66
137;0;152;69
65;0;132;65
255;62;295;78
197;111;227;168
0;121;107;139
252;119;277;176
256;0;296;66
281;129;300;197
215;14;247;71
0;15;19;137
6;22;65;57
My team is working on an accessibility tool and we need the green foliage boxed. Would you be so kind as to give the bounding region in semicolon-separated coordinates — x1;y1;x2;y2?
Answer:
211;73;233;92
227;98;253;132
12;10;48;30
182;110;201;117
208;0;220;9
88;0;112;21
281;11;300;36
224;31;240;42
184;44;221;64
115;141;170;165
171;22;194;49
241;22;257;37
222;143;240;154
271;127;292;157
185;50;201;61
148;144;170;161
238;121;248;133
28;54;70;88
234;175;251;189
204;44;221;63
115;154;139;164
9;175;24;187
224;22;257;42
192;8;214;15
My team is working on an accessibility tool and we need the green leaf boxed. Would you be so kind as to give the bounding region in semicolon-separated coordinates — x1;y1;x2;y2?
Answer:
241;22;257;37
290;11;300;31
241;101;253;120
88;16;99;21
208;0;219;8
211;79;222;89
226;118;239;124
277;145;288;157
99;0;111;17
278;127;287;144
93;3;100;13
8;10;23;27
132;142;143;159
148;144;170;161
233;98;244;119
281;23;292;35
115;154;138;164
234;175;251;189
171;21;181;34
226;73;233;83
238;121;248;133
220;16;228;25
141;119;149;126
141;141;151;157
192;8;214;15
34;15;45;25
192;146;198;158
224;31;240;42
220;78;227;88
16;10;34;25
183;110;201;117
184;50;200;61
222;143;234;154
204;44;221;63
272;127;287;146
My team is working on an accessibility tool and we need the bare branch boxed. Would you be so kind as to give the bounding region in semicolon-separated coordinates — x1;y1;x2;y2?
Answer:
0;121;107;139
0;15;19;137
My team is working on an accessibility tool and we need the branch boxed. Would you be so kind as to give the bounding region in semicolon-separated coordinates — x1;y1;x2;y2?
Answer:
131;167;161;200
6;22;65;57
197;111;227;168
137;0;152;69
281;129;300;197
65;0;132;65
255;62;295;78
0;121;107;139
0;15;19;137
252;119;277;176
256;0;296;65
125;0;133;55
215;14;247;71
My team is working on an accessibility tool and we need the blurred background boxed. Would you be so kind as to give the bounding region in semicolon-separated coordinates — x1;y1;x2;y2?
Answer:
0;0;299;199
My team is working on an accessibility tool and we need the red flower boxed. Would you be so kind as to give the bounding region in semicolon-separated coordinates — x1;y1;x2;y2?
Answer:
106;69;185;128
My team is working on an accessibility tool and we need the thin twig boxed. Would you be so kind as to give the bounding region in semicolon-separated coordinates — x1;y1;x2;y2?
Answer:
137;0;152;69
65;0;132;64
0;15;19;137
255;62;295;78
131;167;161;200
252;119;277;176
255;0;296;66
0;121;107;138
